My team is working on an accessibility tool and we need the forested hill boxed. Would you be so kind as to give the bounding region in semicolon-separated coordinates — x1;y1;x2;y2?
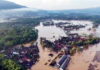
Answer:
0;0;25;10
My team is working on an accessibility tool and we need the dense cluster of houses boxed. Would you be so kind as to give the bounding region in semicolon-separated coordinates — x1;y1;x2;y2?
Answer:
57;24;85;31
0;44;39;69
40;33;82;50
41;33;99;50
55;22;70;27
42;20;71;27
63;25;85;30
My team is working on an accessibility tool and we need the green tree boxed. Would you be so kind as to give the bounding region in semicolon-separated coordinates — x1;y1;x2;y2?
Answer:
2;59;23;70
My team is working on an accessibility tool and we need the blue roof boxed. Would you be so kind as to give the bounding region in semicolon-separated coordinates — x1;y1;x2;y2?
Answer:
60;56;70;70
57;55;68;67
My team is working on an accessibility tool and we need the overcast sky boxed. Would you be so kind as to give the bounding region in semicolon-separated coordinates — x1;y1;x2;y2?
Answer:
7;0;100;10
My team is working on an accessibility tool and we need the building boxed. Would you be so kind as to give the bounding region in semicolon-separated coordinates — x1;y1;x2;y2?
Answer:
56;55;68;67
60;55;70;70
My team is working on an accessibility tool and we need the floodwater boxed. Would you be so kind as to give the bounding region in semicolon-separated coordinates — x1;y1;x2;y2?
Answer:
35;22;67;41
31;20;100;70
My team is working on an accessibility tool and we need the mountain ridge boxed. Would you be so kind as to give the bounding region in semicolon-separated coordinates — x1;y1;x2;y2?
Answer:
0;0;26;10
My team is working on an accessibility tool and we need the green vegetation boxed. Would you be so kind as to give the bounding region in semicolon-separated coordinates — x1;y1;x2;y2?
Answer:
0;17;39;70
0;54;5;59
69;37;100;55
0;27;38;48
0;54;24;70
72;37;100;46
0;18;40;49
2;59;23;70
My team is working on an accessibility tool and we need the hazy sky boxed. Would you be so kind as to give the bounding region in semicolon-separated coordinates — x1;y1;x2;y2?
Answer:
7;0;100;10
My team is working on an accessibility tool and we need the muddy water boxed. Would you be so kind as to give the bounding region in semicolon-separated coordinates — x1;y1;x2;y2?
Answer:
68;43;100;70
35;22;67;41
31;20;100;70
31;22;64;70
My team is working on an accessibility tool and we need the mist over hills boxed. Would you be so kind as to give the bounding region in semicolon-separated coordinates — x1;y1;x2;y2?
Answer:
0;0;100;19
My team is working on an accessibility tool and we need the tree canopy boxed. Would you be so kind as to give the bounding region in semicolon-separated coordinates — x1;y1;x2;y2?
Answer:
0;27;38;48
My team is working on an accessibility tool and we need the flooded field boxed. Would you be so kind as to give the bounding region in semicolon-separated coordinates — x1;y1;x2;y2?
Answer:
32;20;100;70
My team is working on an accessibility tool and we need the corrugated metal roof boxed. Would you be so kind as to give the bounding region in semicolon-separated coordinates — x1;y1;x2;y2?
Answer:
60;56;70;70
57;55;68;67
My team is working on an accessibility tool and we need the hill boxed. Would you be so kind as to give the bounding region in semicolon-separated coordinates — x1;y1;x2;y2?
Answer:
0;0;25;10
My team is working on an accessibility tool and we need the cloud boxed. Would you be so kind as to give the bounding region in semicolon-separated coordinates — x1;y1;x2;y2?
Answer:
7;0;100;10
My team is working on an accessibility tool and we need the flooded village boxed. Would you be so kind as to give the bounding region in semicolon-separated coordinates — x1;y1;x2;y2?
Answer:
31;20;100;70
1;0;100;70
0;19;100;70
